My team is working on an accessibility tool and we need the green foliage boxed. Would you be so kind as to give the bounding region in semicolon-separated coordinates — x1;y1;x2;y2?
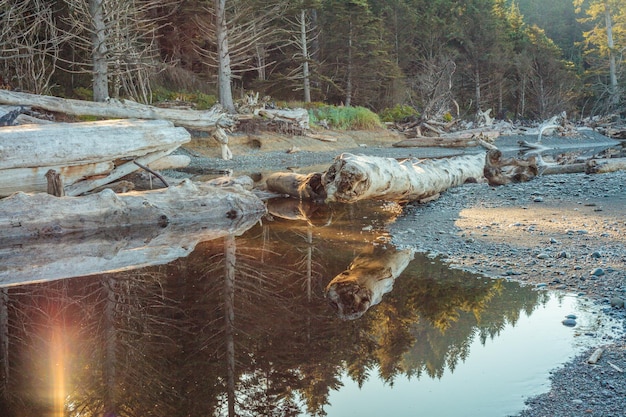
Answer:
73;87;93;101
308;105;382;130
150;87;218;109
193;93;218;110
379;104;420;123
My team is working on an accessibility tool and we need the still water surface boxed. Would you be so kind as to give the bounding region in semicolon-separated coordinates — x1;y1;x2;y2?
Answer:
0;199;618;416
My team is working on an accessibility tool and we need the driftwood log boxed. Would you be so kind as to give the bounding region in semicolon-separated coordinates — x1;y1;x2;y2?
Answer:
0;89;235;130
265;172;326;201
0;181;265;287
0;179;266;240
326;247;414;320
323;153;485;203
483;149;539;186
0;119;190;196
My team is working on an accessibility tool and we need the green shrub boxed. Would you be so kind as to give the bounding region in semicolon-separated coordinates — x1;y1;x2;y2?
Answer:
192;92;218;110
379;104;419;123
73;87;93;101
308;105;382;130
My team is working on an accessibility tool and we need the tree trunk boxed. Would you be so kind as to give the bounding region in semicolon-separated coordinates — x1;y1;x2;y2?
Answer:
0;90;236;130
215;0;236;113
322;153;485;203
89;0;109;101
0;162;113;197
345;19;353;107
604;2;620;109
0;182;265;286
301;9;311;103
0;179;266;240
0;119;189;170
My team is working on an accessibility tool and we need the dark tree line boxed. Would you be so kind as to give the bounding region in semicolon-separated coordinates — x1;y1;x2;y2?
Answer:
0;0;624;118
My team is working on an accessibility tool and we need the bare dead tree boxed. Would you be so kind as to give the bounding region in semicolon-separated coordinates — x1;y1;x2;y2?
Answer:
408;54;458;120
0;0;63;94
61;0;175;102
192;0;284;102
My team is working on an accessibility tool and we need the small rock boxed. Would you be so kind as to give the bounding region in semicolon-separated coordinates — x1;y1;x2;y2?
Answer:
533;196;544;202
536;253;550;260
590;251;602;258
565;314;577;319
610;297;625;308
557;251;570;259
591;268;605;277
562;318;577;327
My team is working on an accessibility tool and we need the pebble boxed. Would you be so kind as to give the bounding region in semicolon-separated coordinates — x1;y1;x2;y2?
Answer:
591;268;605;277
536;253;550;260
610;297;624;308
562;318;577;327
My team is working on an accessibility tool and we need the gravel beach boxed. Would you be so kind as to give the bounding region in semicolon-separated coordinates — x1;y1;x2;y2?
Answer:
178;129;626;417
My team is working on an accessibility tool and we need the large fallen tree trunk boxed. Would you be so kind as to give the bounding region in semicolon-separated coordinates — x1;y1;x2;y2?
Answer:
0;119;190;196
0;119;189;169
322;153;485;203
0;89;236;130
326;247;414;320
265;172;326;201
0;178;266;240
0;162;114;196
0;182;265;287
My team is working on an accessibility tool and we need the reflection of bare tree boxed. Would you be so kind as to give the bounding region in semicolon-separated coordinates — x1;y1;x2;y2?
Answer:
1;204;549;417
0;288;7;394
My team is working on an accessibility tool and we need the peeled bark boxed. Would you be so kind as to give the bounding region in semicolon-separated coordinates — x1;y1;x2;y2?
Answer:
323;153;485;203
326;247;414;320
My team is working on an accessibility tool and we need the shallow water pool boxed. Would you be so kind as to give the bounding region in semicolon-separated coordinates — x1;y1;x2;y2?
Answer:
0;200;620;416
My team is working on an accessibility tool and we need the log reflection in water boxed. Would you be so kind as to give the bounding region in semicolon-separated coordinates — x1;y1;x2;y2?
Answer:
326;246;415;320
0;200;553;417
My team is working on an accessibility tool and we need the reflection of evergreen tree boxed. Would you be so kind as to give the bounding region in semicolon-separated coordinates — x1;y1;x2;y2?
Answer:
1;201;548;417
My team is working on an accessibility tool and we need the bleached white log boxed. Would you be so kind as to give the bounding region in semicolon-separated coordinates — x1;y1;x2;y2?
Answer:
147;155;191;170
586;157;626;174
211;126;233;160
323;153;485;203
257;108;310;129
0;162;113;197
0;89;235;130
0;119;190;170
326;247;415;320
65;148;178;196
0;179;266;241
0;181;266;286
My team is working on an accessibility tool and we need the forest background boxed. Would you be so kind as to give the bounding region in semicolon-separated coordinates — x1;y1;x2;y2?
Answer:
1;0;624;122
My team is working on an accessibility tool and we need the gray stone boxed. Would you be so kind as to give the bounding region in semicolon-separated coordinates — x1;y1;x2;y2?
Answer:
562;318;577;327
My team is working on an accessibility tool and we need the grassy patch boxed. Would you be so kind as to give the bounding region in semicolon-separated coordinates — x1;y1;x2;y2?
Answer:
379;104;420;123
308;105;382;130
